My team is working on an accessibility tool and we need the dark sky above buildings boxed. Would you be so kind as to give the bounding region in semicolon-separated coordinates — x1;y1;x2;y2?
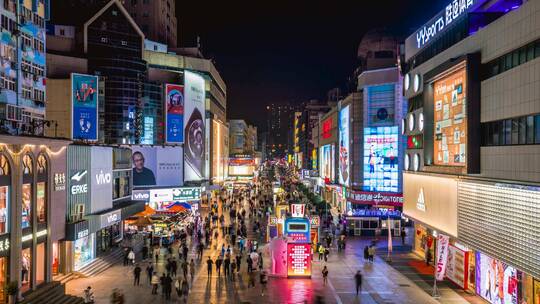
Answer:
177;0;445;130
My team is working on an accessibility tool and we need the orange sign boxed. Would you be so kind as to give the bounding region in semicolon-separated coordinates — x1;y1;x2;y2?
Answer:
434;67;467;166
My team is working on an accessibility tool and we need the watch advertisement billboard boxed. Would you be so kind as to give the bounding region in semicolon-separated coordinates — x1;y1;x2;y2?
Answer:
131;146;183;188
476;252;519;304
338;105;350;186
363;126;399;192
184;71;206;181
287;243;311;277
90;146;113;214
434;67;467;166
165;84;184;144
319;144;335;183
71;73;98;141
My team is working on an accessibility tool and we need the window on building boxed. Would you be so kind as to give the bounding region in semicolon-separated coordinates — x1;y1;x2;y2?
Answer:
21;184;31;229
535;115;540;144
526;116;534;144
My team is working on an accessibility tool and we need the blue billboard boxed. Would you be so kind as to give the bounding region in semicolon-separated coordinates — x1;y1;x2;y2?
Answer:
72;73;98;141
363;126;399;192
165;84;184;144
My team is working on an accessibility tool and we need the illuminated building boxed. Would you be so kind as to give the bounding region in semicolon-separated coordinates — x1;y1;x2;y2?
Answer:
401;0;540;300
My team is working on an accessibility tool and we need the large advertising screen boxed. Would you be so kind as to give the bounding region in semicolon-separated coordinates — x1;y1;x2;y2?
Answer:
228;157;254;176
131;146;183;188
287;243;311;277
71;73;98;141
90;146;113;213
363;126;399;192
165;84;184;144
476;252;519;304
319;144;335;183
434;67;467;166
211;120;228;182
184;71;206;181
367;84;395;126
338;105;350;186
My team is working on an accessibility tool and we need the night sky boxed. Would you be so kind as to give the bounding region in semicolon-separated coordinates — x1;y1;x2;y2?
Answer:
177;1;446;130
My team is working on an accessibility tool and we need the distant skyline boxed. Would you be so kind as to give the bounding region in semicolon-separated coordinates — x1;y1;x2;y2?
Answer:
177;1;445;130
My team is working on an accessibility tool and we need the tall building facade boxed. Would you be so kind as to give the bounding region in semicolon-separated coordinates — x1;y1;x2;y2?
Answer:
0;0;48;135
121;0;177;48
266;103;297;159
402;0;540;301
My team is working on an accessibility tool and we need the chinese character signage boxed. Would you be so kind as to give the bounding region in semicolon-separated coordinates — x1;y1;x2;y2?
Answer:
290;204;305;218
71;73;98;141
287;243;311;277
349;191;403;206
165;84;184;144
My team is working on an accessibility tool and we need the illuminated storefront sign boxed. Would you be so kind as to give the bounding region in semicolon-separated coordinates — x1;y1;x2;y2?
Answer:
406;0;477;58
322;118;332;139
349;191;403;206
145;187;201;203
100;210;121;228
319;144;335;182
284;218;310;243
309;216;320;227
54;172;66;191
287;243;311;277
70;170;88;195
363;126;399;192
338;105;350;186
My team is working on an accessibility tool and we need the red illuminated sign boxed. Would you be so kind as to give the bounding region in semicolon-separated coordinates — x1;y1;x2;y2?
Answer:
322;118;332;139
287;243;311;277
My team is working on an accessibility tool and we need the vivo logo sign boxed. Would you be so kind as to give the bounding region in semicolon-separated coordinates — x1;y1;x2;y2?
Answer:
95;170;112;185
100;210;121;228
132;191;150;201
107;213;118;223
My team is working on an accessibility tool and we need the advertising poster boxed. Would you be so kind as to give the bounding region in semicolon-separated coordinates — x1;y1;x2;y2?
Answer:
165;84;184;144
184;71;206;181
476;252;519;304
228;157;255;176
367;84;395;126
287;243;311;277
339;105;350;186
434;67;467;166
319;144;335;183
435;234;450;281
71;73;98;141
131;146;183;188
446;244;469;289
363;126;399;192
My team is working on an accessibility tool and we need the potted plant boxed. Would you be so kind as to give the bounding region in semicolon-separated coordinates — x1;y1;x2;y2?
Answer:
4;281;18;304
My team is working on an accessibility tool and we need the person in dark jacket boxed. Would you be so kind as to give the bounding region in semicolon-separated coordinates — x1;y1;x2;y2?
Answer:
355;270;363;295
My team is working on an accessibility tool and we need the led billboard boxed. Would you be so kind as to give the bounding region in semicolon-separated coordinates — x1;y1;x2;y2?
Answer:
319;144;335;183
131;146;183;188
228;157;255;176
338;105;350;186
287;243;311;277
476;252;518;304
184;71;206;181
165;84;184;144
363;126;399;192
71;73;98;141
434;67;467;166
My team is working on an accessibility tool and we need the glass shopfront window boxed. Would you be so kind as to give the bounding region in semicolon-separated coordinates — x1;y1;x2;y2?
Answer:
36;182;46;223
74;234;95;271
21;248;31;292
52;242;59;275
21;184;31;229
0;187;8;234
36;243;45;285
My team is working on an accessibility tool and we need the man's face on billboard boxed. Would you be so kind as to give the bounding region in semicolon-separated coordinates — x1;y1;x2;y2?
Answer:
133;153;145;170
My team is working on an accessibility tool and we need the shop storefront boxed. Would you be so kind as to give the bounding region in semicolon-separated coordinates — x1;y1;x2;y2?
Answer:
95;210;122;256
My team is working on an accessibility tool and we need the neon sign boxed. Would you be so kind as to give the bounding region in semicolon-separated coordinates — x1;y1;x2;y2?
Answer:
287;243;311;277
322;118;332;139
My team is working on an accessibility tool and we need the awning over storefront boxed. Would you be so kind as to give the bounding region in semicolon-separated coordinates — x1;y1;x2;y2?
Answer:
135;205;156;217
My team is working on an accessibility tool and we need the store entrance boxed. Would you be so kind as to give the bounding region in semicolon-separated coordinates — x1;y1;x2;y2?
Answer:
96;228;112;256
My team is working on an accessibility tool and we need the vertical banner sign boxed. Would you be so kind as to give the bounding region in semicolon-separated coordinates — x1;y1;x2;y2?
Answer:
435;234;450;281
184;71;206;181
165;84;184;144
71;73;98;141
338;105;350;186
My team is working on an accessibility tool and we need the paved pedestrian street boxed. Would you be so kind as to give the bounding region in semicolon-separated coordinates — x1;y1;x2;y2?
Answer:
66;203;481;304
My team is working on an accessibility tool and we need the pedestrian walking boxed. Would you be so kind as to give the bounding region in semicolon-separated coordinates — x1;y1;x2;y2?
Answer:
224;255;231;277
127;249;135;265
151;272;159;295
367;245;375;262
206;257;213;277
162;274;172;300
258;253;264;271
216;256;223;277
171;259;178;277
123;248;130;266
182;259;188;279
142;245;148;260
260;270;268;296
248;270;256;288
318;245;325;261
363;246;369;262
175;277;183;298
236;254;242;272
322;266;329;285
400;227;406;245
189;259;196;282
181;279;189;304
231;261;236;281
133;264;141;286
355;270;363;296
324;247;330;262
145;263;154;285
154;247;160;263
247;255;253;273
